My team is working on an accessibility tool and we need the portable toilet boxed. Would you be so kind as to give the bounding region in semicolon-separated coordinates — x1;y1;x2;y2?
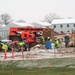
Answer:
45;41;52;49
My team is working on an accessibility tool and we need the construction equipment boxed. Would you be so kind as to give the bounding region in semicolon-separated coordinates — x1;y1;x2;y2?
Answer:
6;27;54;51
69;33;75;47
8;27;54;43
8;27;43;41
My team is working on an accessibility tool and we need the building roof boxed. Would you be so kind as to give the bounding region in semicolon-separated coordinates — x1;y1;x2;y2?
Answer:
37;22;51;26
52;19;75;24
0;22;35;30
32;22;51;27
0;24;6;27
12;21;34;27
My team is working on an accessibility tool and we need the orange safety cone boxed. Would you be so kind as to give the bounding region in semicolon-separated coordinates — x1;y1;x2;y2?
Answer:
12;47;14;59
4;50;7;59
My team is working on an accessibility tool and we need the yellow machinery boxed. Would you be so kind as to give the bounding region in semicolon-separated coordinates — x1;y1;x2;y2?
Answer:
69;33;75;47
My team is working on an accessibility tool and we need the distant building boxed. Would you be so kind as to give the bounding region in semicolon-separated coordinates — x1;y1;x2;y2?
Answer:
52;19;75;33
2;21;34;30
0;21;34;39
32;22;52;28
0;24;6;30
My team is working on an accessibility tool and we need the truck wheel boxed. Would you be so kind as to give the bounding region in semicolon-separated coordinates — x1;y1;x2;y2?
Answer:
11;36;21;41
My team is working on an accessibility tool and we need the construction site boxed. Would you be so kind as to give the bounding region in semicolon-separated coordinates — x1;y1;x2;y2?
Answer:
0;26;75;60
0;26;75;75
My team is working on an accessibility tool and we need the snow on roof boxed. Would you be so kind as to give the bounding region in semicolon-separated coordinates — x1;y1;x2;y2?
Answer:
34;22;51;26
32;22;51;28
12;21;34;27
0;24;6;27
37;22;51;26
52;19;75;24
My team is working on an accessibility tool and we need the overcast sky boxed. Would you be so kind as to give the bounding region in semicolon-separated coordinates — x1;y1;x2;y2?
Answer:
0;0;75;23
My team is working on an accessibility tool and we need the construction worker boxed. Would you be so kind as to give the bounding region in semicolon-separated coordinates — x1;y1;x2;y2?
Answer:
17;41;27;51
64;34;70;47
47;37;52;43
54;38;59;48
41;36;45;44
1;43;8;51
26;38;36;51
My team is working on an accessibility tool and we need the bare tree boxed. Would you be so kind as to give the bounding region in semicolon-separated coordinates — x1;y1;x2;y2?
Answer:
44;13;62;23
0;13;12;25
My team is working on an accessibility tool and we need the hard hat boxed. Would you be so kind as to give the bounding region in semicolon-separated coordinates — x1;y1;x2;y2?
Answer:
48;37;50;39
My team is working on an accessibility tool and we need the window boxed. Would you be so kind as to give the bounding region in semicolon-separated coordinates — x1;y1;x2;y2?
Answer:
54;25;56;28
74;24;75;27
72;29;74;33
67;24;69;27
61;31;63;33
67;31;70;32
60;24;63;28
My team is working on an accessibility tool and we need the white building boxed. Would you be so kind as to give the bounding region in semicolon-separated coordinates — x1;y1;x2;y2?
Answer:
32;22;52;28
2;21;34;30
0;21;34;39
52;19;75;33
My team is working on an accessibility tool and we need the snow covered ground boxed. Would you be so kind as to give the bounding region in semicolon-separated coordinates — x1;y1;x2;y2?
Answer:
0;46;75;61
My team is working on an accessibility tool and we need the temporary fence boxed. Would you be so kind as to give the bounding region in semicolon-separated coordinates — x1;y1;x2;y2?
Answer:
0;30;9;39
3;47;24;60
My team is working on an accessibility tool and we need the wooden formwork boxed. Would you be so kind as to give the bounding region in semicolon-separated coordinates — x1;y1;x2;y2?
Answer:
43;28;54;42
70;33;75;47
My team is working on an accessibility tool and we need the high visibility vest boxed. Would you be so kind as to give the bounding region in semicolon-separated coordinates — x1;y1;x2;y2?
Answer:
2;44;8;51
41;36;45;43
18;42;25;46
55;40;59;47
50;39;52;42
